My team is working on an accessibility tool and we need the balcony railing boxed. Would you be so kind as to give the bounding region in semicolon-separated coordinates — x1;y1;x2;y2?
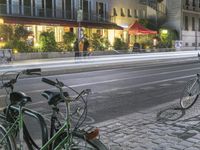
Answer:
139;0;167;15
0;4;7;14
0;4;109;23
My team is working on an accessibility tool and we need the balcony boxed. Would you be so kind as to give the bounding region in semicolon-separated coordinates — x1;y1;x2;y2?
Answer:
0;4;7;14
0;4;109;23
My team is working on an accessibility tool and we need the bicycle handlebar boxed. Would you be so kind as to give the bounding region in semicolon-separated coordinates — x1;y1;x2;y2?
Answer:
23;68;41;75
41;78;57;86
1;68;41;89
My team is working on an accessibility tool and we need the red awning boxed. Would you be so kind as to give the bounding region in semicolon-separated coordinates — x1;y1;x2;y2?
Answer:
129;21;157;35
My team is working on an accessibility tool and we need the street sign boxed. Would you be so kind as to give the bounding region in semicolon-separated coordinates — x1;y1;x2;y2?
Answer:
77;9;83;22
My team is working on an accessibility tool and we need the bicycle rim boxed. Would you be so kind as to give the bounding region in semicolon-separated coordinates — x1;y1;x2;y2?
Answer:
0;125;16;150
180;79;199;109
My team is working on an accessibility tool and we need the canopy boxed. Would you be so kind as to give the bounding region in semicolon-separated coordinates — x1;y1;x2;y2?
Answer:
129;21;157;35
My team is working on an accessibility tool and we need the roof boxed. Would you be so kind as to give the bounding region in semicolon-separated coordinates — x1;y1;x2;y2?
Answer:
1;16;123;30
129;21;157;35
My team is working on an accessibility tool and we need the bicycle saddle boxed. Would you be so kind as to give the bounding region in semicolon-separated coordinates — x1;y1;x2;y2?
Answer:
10;91;32;105
41;90;69;106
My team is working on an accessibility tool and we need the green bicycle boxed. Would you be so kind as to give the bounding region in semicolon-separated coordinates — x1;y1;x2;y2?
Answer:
40;77;107;150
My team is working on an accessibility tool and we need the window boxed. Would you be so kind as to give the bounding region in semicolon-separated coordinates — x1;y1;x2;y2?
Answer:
83;0;89;20
0;0;6;4
185;16;188;30
185;42;188;46
121;8;125;17
66;0;71;19
199;18;200;31
127;9;132;17
113;8;117;16
134;9;138;18
185;0;189;5
193;0;195;6
192;17;195;31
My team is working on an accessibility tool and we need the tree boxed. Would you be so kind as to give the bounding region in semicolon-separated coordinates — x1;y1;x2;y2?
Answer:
39;31;57;52
63;32;76;51
14;25;31;41
113;38;128;50
91;33;110;51
0;24;13;41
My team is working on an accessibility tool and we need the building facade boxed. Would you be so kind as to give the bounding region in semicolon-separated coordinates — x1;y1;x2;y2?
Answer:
109;0;167;45
0;0;123;47
165;0;200;49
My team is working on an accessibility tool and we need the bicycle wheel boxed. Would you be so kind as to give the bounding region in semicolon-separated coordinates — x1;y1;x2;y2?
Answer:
180;78;200;109
0;124;16;150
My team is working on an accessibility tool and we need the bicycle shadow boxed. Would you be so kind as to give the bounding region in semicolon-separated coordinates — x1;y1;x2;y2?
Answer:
156;107;186;123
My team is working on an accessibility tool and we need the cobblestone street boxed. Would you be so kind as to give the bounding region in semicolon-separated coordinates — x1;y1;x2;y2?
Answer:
95;100;200;150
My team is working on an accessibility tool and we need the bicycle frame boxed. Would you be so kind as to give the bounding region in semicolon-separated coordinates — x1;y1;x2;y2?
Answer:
0;105;24;149
188;75;200;95
41;87;73;150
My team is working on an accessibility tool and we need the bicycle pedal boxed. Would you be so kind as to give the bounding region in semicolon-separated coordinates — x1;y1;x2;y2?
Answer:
85;128;99;140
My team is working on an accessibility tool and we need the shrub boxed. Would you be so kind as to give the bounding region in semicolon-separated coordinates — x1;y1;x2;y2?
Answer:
63;32;76;51
39;31;57;52
91;33;110;51
4;39;31;53
113;38;128;50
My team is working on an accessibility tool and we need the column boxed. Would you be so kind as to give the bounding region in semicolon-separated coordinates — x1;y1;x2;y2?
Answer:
44;0;46;17
21;0;24;15
63;0;66;18
6;0;10;14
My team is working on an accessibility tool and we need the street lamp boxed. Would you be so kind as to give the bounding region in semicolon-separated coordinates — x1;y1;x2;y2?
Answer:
77;0;83;42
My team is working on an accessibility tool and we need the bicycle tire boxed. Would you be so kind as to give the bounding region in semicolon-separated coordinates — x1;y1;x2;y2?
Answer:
53;131;108;150
180;78;199;109
0;124;17;150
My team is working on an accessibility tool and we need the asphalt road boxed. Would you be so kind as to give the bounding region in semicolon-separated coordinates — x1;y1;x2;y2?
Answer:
1;59;199;124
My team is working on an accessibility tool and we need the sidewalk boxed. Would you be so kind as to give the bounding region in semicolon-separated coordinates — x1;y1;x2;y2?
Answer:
94;99;200;150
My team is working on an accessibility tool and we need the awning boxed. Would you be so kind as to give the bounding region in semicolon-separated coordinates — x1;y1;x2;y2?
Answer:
1;16;123;30
129;21;157;35
80;21;123;30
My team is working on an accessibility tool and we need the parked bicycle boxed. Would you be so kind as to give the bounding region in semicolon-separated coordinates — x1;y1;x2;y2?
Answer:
0;69;108;149
180;73;200;109
40;77;107;150
0;68;48;150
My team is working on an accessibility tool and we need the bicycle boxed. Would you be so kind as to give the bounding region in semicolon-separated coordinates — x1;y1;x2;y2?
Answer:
180;73;200;109
0;68;48;150
40;77;108;150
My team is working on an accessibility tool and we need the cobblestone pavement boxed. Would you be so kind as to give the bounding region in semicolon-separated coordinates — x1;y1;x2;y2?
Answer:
94;100;200;150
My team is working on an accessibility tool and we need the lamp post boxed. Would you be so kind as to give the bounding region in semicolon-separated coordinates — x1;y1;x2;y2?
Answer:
77;0;83;42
